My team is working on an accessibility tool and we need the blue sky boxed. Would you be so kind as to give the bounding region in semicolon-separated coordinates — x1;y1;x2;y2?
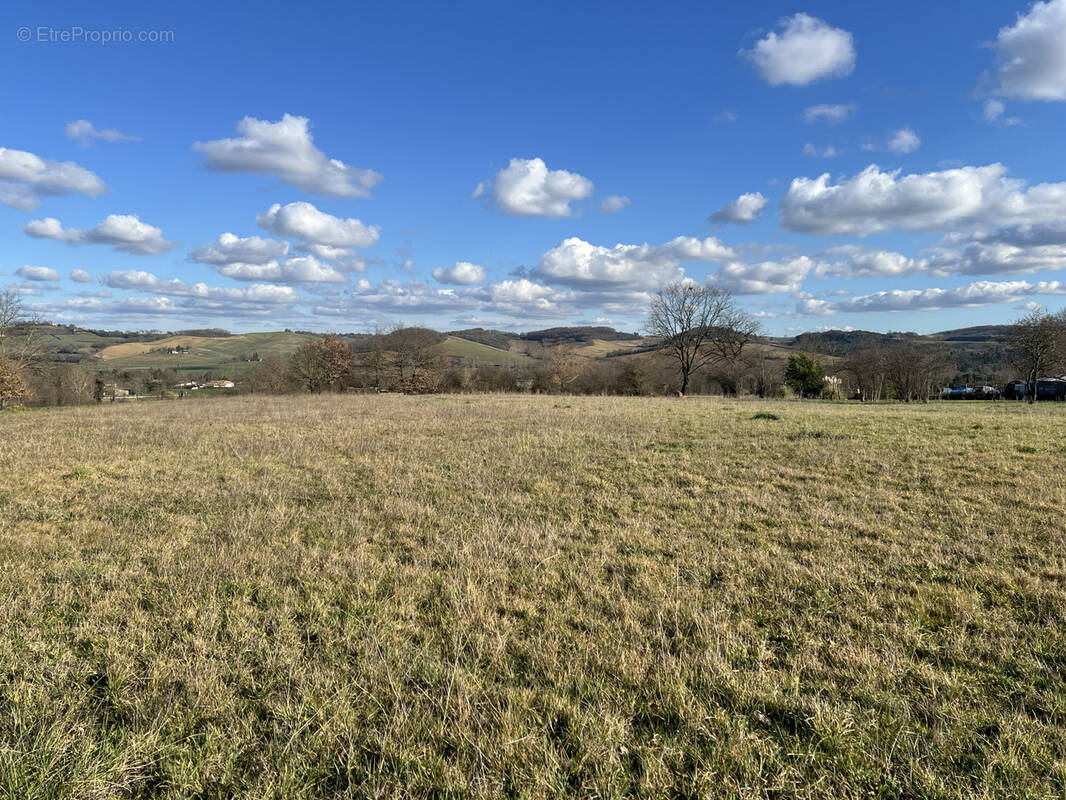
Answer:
2;0;1066;335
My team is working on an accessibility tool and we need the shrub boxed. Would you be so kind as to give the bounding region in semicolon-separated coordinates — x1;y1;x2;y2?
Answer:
752;411;780;420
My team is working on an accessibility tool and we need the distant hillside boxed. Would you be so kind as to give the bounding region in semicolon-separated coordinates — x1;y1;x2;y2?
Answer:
520;326;642;347
437;336;535;367
445;328;520;351
928;325;1011;342
445;325;643;349
91;331;317;373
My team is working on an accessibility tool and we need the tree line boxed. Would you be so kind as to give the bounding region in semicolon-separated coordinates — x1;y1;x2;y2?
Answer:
3;285;1066;409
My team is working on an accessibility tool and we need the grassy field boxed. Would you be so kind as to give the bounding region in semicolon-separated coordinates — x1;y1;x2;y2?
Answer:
1;395;1064;798
92;332;317;374
438;336;536;367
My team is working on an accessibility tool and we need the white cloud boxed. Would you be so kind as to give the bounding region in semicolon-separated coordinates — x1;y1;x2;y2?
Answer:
0;147;106;210
710;191;768;224
190;232;289;265
709;256;815;294
533;235;736;290
432;261;486;285
216;255;347;284
15;265;61;282
69;269;93;283
742;13;856;86
932;241;1066;276
713;109;739;123
887;127;921;154
65;120;140;147
954;220;1066;247
989;0;1066;101
305;244;350;260
795;298;835;316
802;103;856;123
816;248;930;278
190;232;353;285
478;157;594;217
102;269;300;304
802;143;838;158
24;214;176;255
601;195;631;213
193;114;382;197
982;99;1022;126
256;201;379;258
831;279;1066;313
314;277;575;320
781;163;1066;236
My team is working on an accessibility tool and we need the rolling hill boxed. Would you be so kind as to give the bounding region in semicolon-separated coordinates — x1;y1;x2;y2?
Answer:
92;331;317;373
437;336;536;366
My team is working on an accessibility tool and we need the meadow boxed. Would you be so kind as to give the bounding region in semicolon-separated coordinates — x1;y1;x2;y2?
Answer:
0;394;1064;798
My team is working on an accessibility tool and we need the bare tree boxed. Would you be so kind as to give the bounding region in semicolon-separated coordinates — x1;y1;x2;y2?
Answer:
0;289;44;408
0;288;44;367
546;345;584;392
841;347;888;402
645;283;760;395
1006;308;1066;403
361;326;391;390
881;342;954;402
290;334;356;393
384;326;443;382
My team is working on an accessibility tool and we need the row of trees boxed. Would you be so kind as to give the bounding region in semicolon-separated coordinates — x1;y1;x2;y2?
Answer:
3;283;1066;408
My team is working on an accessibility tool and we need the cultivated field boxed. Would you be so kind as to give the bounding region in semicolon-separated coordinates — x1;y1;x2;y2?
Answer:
1;395;1064;798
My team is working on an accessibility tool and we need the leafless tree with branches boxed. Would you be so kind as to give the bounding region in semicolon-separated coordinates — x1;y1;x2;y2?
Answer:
645;283;760;395
1006;308;1066;403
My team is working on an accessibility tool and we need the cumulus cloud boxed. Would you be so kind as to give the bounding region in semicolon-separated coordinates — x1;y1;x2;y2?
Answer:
69;269;93;283
710;191;768;224
887;127;921;154
190;232;290;266
795;298;835;316
931;241;1066;276
839;280;1066;312
989;0;1066;101
15;265;61;282
217;255;348;284
102;269;300;304
65;120;141;147
742;13;856;86
601;195;631;213
0;147;106;210
816;248;930;278
477;157;594;217
24;214;177;255
533;235;736;290
780;163;1066;236
954;220;1066;247
315;277;575;319
193;114;382;197
432;261;486;285
802;103;856;123
708;256;815;295
256;201;379;259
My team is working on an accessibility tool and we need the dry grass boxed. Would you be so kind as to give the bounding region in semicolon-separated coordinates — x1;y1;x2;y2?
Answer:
1;394;1064;798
